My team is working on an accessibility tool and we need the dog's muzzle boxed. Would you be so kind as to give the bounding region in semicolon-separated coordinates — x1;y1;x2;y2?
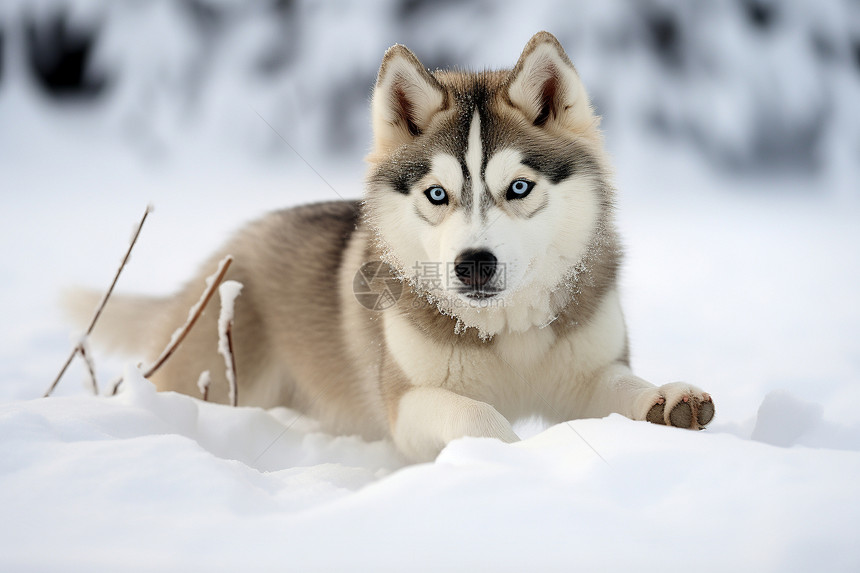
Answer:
454;249;499;296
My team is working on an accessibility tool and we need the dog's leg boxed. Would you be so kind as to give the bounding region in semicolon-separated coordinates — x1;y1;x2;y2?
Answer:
390;387;520;462
576;363;715;429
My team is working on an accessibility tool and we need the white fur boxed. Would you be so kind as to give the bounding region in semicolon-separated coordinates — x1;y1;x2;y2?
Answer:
453;158;601;335
428;153;464;197
384;310;453;387
374;142;603;338
392;387;519;462
484;149;525;192
382;282;704;461
465;112;484;226
384;287;628;421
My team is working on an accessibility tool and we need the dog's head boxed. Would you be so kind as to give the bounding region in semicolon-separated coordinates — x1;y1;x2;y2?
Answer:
364;32;615;335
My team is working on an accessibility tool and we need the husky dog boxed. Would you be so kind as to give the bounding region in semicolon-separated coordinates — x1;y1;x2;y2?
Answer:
68;32;713;462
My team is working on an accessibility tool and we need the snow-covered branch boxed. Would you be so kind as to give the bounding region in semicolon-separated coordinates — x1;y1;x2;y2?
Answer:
197;370;211;402
218;281;243;407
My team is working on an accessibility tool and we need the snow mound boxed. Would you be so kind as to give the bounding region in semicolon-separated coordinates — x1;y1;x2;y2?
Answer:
752;390;860;452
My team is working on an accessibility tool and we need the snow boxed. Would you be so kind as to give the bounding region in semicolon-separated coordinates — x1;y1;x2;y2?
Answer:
1;370;858;571
196;370;210;399
2;0;860;570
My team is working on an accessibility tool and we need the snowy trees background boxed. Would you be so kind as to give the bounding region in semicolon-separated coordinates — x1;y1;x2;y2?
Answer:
1;0;859;184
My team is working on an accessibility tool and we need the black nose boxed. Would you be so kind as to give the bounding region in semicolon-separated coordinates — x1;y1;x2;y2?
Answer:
454;249;497;288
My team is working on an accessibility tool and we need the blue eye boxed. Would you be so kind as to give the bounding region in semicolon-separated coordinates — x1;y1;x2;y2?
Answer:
506;179;535;200
425;185;448;205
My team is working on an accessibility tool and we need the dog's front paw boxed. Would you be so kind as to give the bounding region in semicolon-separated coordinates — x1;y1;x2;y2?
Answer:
643;382;714;430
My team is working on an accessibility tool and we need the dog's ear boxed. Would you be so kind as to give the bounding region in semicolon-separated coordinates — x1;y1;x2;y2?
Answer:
507;32;593;131
370;44;446;157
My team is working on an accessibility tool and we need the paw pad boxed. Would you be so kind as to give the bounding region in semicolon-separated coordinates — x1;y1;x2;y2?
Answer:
646;393;714;430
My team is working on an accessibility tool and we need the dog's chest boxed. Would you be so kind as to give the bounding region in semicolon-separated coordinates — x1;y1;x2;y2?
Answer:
384;312;571;394
382;290;626;408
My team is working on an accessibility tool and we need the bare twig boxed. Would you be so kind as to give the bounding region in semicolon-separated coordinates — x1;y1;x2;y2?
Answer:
45;205;152;398
88;207;153;338
107;374;121;397
78;340;99;395
109;256;234;396
47;352;79;398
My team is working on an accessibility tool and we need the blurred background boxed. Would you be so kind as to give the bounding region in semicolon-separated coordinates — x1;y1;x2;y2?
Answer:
1;0;858;431
2;0;859;179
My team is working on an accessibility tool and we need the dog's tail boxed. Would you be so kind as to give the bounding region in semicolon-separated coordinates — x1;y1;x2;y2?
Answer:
61;287;169;356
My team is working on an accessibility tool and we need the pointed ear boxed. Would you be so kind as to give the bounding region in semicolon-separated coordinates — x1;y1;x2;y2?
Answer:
507;32;593;130
370;44;447;156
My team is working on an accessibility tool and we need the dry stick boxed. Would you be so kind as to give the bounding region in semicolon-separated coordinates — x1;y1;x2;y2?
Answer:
78;341;99;395
108;256;234;396
44;205;152;398
224;322;237;407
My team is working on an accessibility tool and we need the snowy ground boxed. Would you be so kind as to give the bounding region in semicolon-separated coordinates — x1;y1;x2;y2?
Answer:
2;4;860;569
